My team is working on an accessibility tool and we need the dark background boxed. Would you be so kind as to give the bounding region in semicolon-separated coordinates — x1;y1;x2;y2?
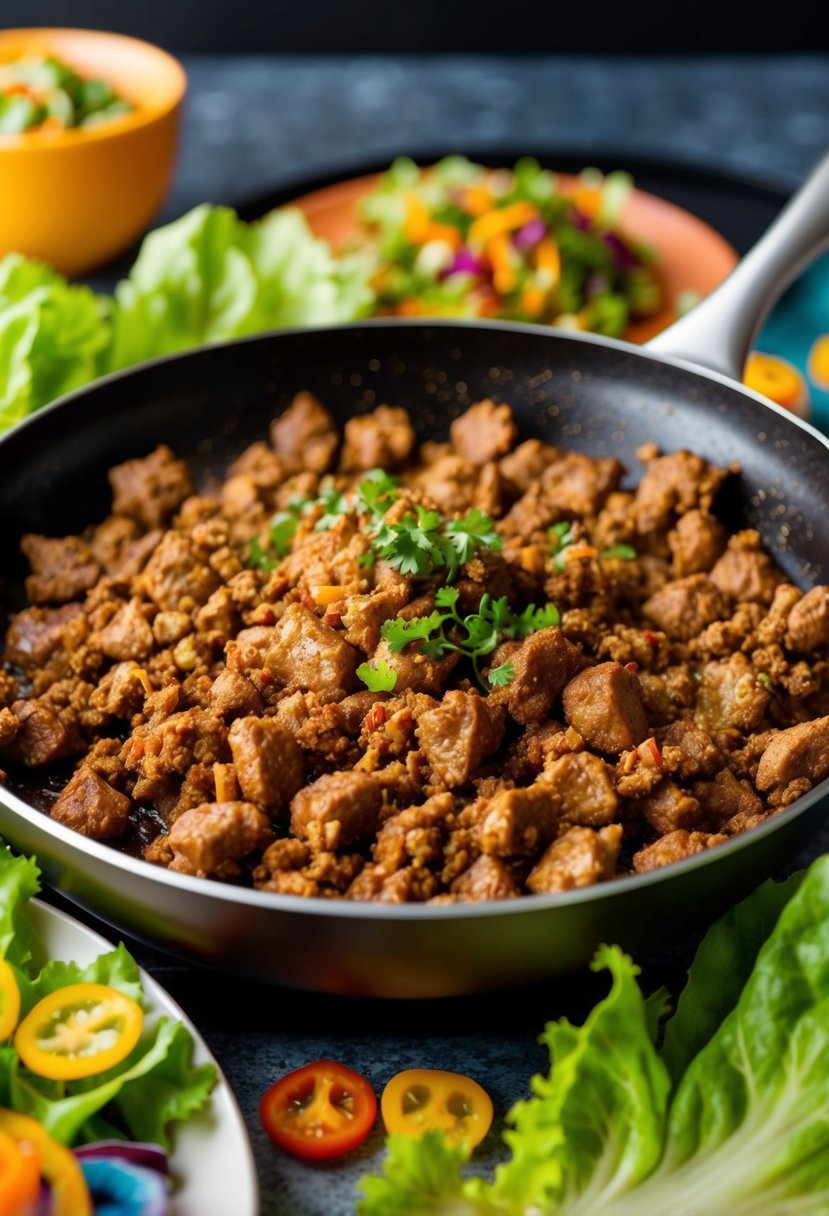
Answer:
6;0;829;52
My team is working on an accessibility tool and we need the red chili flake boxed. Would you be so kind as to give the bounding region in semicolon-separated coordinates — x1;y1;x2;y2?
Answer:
324;610;342;628
642;629;660;651
364;704;386;733
300;592;316;611
258;670;273;686
625;661;639;674
256;607;276;626
641;737;663;767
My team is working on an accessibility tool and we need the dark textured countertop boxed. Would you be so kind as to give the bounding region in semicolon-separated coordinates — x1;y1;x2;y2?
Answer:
44;52;829;1216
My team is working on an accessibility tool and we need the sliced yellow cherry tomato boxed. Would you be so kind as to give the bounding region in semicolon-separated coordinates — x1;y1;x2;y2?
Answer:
14;982;143;1081
808;334;829;390
0;1126;40;1216
381;1068;493;1150
0;1110;91;1216
0;957;21;1040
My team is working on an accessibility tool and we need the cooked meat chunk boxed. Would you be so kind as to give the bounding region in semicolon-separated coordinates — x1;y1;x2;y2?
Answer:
539;751;618;827
4;392;826;904
494;627;587;725
562;662;647;754
208;670;264;720
166;802;272;877
7;700;75;766
51;766;132;840
109;445;193;529
786;585;829;652
21;534;100;605
634;450;730;536
5;604;84;669
756;716;829;793
266;604;359;696
638;780;703;834
643;575;730;641
696;653;769;733
451;855;520;901
93;598;154;662
668;510;727;576
228;716;304;814
270;391;338;472
139;532;220;611
632;829;728;873
526;825;622;893
450;399;518;465
340;406;416;471
416;691;505;786
710;532;780;604
290;772;385;850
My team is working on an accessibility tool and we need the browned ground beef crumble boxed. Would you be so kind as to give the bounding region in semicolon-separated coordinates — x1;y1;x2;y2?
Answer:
3;392;829;902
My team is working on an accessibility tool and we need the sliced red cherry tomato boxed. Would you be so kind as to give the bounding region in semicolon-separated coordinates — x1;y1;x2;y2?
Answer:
14;982;143;1081
0;957;21;1040
381;1068;493;1150
260;1059;376;1161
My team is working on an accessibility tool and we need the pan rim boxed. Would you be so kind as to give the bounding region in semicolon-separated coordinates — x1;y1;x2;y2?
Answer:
1;315;827;920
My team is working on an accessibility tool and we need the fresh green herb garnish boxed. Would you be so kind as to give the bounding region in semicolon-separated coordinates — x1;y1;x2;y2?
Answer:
487;661;516;687
248;497;313;569
758;671;774;691
356;660;398;692
601;543;638;561
548;521;575;570
380;589;558;688
247;537;278;572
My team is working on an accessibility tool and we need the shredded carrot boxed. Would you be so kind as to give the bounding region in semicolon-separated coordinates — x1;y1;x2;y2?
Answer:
535;238;561;289
571;185;602;219
468;201;539;246
403;194;431;243
519;287;546;317
420;222;462;250
487;233;518;295
463;185;492;216
396;297;426;316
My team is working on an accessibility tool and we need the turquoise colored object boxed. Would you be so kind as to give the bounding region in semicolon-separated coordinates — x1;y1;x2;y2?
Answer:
757;253;829;433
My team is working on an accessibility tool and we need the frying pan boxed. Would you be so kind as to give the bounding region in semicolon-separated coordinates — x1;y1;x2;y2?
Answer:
0;156;827;998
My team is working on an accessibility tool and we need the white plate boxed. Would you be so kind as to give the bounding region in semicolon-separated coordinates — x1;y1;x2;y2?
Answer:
26;898;260;1216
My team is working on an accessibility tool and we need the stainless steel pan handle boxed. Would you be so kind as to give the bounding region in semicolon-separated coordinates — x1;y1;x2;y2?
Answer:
647;150;829;382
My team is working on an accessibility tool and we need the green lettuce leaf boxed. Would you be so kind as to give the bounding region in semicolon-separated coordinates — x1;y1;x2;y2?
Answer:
660;871;802;1086
0;845;40;968
24;941;145;1015
108;203;373;369
358;1130;473;1216
0;254;110;427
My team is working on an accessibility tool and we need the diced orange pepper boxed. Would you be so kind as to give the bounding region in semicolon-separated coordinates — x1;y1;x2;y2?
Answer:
403;194;431;243
808;334;829;390
468;201;539;246
420;222;462;250
310;585;345;607
463;185;492;216
476;293;501;317
487;233;518;295
535;238;561;289
744;352;809;414
519;287;547;317
396;298;425;316
518;544;547;574
571;185;602;219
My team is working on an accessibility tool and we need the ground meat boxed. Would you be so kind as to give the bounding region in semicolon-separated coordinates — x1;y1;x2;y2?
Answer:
51;766;132;840
270;391;338;473
416;691;504;786
21;534;100;605
450;399;518;465
265;604;359;696
290;771;385;850
3;393;827;904
165;801;272;878
109;445;193;530
228;716;304;814
668;510;727;576
526;825;622;893
561;662;648;754
340;405;416;471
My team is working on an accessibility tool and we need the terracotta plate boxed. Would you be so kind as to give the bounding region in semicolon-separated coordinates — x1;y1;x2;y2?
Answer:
287;169;739;343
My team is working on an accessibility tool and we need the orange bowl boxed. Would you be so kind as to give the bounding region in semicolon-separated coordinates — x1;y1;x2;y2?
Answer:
0;28;186;276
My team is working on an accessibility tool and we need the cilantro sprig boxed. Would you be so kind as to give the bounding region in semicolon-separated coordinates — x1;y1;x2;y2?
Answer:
356;660;398;692
547;521;637;570
380;589;559;688
249;466;502;583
